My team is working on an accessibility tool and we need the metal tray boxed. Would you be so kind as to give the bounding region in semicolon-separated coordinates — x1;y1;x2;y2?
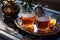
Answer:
14;18;60;36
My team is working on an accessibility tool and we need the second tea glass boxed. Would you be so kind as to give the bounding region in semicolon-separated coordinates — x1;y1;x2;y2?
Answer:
36;16;51;31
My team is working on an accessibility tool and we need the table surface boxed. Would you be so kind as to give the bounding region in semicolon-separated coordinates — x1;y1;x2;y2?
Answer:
0;2;60;40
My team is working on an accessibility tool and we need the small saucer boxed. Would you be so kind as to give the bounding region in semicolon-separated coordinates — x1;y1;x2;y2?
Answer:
14;18;60;36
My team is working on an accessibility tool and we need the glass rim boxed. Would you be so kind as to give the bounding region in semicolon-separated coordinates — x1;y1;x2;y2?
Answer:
36;16;51;21
21;13;34;18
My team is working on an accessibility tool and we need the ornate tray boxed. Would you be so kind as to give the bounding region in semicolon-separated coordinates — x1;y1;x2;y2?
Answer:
14;18;60;36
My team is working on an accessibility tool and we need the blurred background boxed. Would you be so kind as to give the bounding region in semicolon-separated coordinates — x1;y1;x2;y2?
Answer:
0;0;60;11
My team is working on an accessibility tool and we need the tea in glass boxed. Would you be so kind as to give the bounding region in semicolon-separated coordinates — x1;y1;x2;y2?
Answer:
36;16;50;31
22;14;34;27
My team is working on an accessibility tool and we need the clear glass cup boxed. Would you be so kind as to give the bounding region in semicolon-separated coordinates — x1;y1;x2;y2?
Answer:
21;11;35;27
36;16;51;31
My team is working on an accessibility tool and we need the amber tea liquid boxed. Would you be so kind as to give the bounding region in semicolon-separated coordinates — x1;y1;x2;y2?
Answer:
22;14;34;27
36;17;50;31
